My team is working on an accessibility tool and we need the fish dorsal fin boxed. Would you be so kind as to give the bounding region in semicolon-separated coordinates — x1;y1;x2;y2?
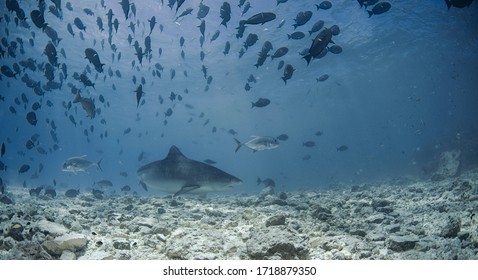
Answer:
166;145;186;160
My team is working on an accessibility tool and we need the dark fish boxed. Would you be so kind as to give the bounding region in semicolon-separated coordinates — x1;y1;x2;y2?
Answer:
367;2;391;17
92;189;104;199
303;141;316;147
165;108;173;117
220;2;231;27
241;2;251;15
0;177;4;194
236;23;246;39
124;128;131;134
18;164;30;173
308;20;325;35
210;30;220;42
281;64;295;84
240;12;276;25
445;0;474;9
198;20;205;36
120;0;130;19
245;83;252;91
316;1;332;10
248;74;257;83
317;74;329;82
65;189;80;198
44;41;58;66
121;185;131;191
1;65;16;78
30;10;47;29
271;47;288;60
277;134;289;141
69;115;77;126
43;26;62;45
330;24;340;35
277;60;284;70
277;0;288;5
74;17;86;30
29;186;43;197
293;11;312;29
197;2;210;19
287;31;305;40
135;84;144;107
243;33;258;50
337;145;349;151
328;45;343;54
223;41;230;55
85;48;104;73
45;188;56;198
79;73;95;88
257;177;276;188
252;98;270;108
0;160;7;171
26;112;37;126
303;28;333;65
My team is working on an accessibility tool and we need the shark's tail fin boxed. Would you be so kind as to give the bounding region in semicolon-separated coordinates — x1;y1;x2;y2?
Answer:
256;177;262;185
234;138;242;153
96;158;103;171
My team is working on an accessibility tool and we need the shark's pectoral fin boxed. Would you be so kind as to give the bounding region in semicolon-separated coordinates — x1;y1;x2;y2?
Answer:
173;184;201;197
139;181;148;191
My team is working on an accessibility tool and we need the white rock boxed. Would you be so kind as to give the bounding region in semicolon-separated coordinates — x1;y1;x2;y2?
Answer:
44;233;88;255
37;220;69;237
78;251;114;260
60;250;76;260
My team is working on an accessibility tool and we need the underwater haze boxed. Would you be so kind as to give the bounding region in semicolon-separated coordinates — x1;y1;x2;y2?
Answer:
1;0;477;195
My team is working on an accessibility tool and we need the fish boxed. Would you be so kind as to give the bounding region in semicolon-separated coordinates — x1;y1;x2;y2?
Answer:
120;185;131;191
85;48;104;73
316;74;329;82
0;177;4;194
197;2;210;19
135;84;144;107
45;188;56;198
252;98;271;108
175;7;193;21
287;31;305;40
240;12;276;25
243;33;258;50
303;28;333;65
328;45;343;54
303;141;316;147
257;177;276;188
26;112;37;126
31;10;47;29
120;0;130;19
367;2;391;17
316;1;332;10
29;186;43;196
65;189;80;198
94;180;113;188
18;164;30;174
73;93;96;119
277;134;289;141
1;65;16;78
220;2;231;27
137;145;242;196
61;155;102;173
74;17;86;31
271;47;288;60
445;0;474;9
281;64;295;84
337;145;349;151
234;136;280;152
309;20;325;35
293;11;312;29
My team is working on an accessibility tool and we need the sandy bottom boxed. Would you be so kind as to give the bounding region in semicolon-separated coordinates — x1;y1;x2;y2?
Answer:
1;169;478;260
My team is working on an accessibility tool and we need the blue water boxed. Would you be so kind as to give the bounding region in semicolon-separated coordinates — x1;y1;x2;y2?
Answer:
1;0;477;195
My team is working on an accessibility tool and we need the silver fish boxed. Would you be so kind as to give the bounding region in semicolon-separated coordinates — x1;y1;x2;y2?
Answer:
234;136;280;152
62;156;102;173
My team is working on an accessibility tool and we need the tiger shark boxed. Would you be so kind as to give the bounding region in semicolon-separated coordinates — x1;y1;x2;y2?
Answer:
137;145;242;196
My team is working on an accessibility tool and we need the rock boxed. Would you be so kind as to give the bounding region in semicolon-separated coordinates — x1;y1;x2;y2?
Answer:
8;223;24;241
37;220;69;237
113;240;131;250
433;150;461;179
384;224;401;233
365;214;385;224
43;233;88;256
265;215;286;227
439;216;461;238
311;206;333;221
387;235;418;252
349;229;367;237
0;194;13;204
246;226;309;260
60;250;76;260
78;251;114;260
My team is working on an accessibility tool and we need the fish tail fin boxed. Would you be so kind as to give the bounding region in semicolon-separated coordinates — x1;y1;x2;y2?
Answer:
293;24;297;29
256;177;261;185
303;54;312;65
239;20;246;26
367;10;373;17
73;92;81;103
445;0;452;9
251;102;255;108
281;77;287;85
234;138;242;152
287;34;291;40
315;4;320;10
96;159;103;171
309;30;313;36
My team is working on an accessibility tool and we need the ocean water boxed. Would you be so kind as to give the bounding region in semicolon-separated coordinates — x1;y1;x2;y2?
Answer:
0;0;477;196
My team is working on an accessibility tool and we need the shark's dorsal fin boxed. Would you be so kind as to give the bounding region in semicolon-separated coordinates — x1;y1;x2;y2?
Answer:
166;145;186;160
